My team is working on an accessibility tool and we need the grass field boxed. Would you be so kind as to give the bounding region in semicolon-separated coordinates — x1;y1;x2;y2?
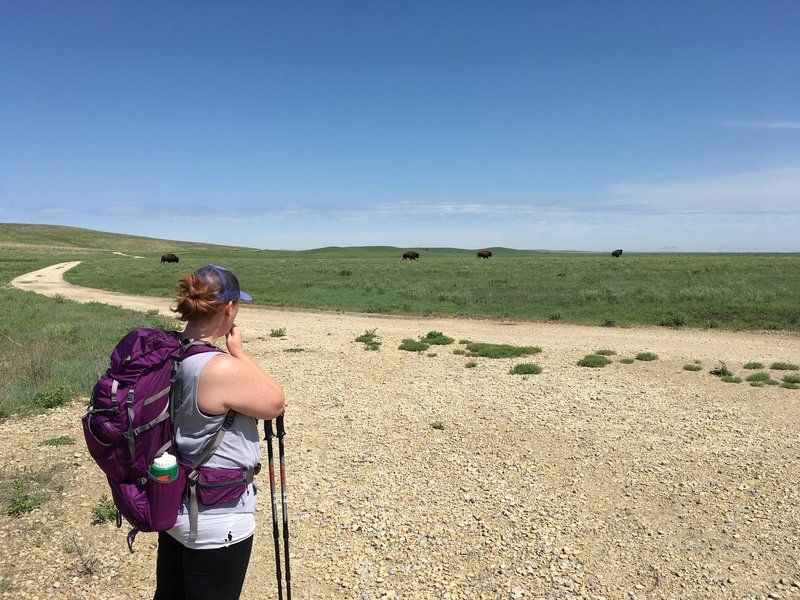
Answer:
1;223;799;419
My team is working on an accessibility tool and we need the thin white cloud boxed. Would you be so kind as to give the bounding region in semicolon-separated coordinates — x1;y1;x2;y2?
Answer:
606;165;800;212
722;120;800;130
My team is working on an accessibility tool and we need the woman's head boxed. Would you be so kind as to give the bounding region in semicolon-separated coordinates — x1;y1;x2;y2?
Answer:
172;265;251;322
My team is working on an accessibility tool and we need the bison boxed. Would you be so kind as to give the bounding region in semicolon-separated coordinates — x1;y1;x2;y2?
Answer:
402;251;420;260
611;249;623;258
161;253;179;263
476;250;492;259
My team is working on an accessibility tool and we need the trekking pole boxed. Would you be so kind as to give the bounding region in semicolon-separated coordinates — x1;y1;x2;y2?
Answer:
264;420;284;600
276;414;292;600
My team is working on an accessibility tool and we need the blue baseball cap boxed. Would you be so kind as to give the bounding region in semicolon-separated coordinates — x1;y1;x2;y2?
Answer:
196;265;252;302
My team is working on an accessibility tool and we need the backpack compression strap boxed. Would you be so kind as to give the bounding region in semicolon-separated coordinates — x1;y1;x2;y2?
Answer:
186;409;239;541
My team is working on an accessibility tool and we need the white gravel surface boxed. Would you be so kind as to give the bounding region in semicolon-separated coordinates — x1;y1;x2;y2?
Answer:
2;262;799;599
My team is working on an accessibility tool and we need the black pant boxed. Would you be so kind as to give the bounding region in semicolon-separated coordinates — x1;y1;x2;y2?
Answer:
153;532;254;600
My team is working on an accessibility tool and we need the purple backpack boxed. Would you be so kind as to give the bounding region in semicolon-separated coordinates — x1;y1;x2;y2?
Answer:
82;328;256;550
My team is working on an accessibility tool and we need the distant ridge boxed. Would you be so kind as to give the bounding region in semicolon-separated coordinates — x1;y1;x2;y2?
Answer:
0;223;587;254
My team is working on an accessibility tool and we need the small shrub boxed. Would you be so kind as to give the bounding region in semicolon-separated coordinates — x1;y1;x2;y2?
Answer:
548;313;562;321
355;329;377;343
595;349;616;356
781;382;799;390
619;358;635;364
39;436;75;446
771;362;799;371
452;349;466;356
660;313;687;328
720;375;742;384
355;329;381;350
465;361;477;368
746;372;771;383
743;362;764;370
602;319;616;327
339;269;352;276
510;363;542;375
783;375;800;384
636;352;658;362
706;319;721;329
91;494;118;524
464;342;541;359
431;421;445;430
284;347;304;353
683;364;702;372
578;354;612;368
6;478;46;516
421;331;454;345
270;328;286;338
399;339;429;352
710;363;732;377
33;386;68;409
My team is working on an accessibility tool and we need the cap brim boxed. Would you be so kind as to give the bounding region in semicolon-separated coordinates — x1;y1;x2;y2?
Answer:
239;291;252;302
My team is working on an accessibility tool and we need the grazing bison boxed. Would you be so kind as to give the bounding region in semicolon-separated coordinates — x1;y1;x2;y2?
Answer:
402;251;420;260
611;249;623;258
161;253;179;263
476;250;492;259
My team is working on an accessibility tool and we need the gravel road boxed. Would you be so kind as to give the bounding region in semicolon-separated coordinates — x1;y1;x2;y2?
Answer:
2;262;799;599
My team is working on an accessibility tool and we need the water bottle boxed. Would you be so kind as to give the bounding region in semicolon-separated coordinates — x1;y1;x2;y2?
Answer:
150;452;178;481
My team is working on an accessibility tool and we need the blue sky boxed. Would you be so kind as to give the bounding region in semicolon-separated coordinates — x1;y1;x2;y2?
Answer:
1;1;798;251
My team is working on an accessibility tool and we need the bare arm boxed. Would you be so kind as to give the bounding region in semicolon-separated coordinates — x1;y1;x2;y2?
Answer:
197;324;286;419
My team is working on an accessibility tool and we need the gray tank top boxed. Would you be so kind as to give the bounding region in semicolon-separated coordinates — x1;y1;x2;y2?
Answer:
173;351;261;472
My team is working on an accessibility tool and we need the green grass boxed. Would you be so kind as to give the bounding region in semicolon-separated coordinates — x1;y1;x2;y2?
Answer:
4;225;795;331
420;331;455;345
463;342;541;359
2;224;800;419
578;354;612;368
3;464;65;516
770;362;799;371
683;364;702;371
746;372;774;383
783;375;800;384
743;362;764;369
355;329;381;351
510;363;542;375
399;339;429;352
0;284;183;419
39;436;76;447
635;352;658;361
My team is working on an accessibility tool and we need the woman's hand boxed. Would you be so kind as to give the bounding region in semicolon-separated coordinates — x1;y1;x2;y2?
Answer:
225;323;245;358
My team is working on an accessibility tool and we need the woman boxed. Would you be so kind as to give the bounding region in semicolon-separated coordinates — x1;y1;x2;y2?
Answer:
154;264;286;600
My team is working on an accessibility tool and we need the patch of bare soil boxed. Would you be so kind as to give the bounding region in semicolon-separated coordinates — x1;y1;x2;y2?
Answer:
2;262;799;599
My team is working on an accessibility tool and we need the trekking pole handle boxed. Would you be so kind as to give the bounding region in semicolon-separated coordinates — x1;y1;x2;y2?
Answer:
264;419;274;441
276;413;286;439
